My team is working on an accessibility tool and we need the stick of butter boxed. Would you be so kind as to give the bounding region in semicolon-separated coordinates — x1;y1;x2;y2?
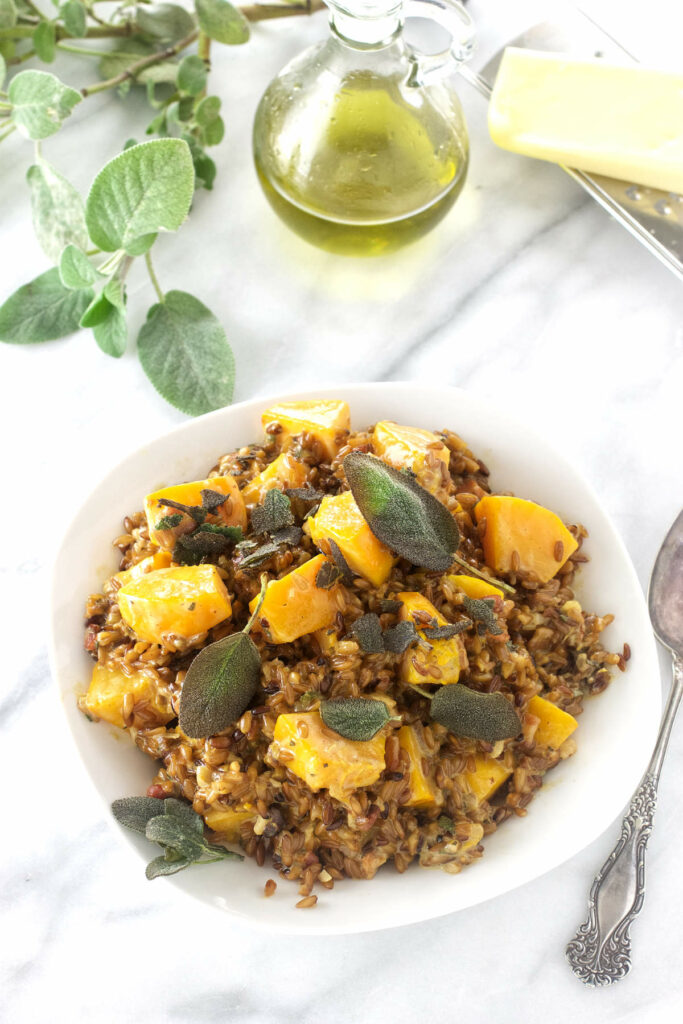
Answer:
488;48;683;194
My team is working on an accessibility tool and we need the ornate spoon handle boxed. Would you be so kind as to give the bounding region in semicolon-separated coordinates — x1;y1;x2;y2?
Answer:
565;654;683;986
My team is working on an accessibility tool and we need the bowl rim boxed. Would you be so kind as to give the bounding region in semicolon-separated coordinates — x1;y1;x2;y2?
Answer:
49;381;661;935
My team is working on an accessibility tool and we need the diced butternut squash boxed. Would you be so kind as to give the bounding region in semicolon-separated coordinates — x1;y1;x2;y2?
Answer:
204;804;256;842
314;626;338;654
240;453;308;506
249;554;340;644
307;490;395;587
398;725;441;808
398;591;461;685
372;420;450;494
474;495;578;583
144;475;246;550
462;755;512;805
262;399;350;460
81;661;174;728
446;573;504;601
117;565;232;645
113;550;172;587
269;711;385;802
527;694;578;749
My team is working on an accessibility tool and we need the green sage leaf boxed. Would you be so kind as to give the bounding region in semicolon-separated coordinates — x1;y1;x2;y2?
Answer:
382;620;419;654
27;161;89;263
315;560;342;590
137;290;235;416
59;244;100;289
437;814;454;834
0;268;93;344
92;299;127;358
145;852;192;878
173;523;242;564
177;54;207;96
251;489;293;535
422;620;470;640
111;796;165;835
60;0;86;37
103;276;126;309
351;613;384;654
195;0;249;45
430;684;520;742
137;3;196;42
321;698;391;741
202;114;224;147
9;69;81;140
145;815;206;860
33;21;56;63
79;291;111;328
344;452;460;572
85;139;194;255
163;797;205;834
462;596;503;636
179;630;261;738
0;0;17;31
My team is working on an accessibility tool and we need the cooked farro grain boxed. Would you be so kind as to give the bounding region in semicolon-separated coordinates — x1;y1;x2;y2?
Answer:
79;410;625;904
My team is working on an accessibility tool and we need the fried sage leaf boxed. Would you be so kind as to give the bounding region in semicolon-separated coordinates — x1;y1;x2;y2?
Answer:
321;698;392;741
462;596;503;636
315;560;342;589
179;630;260;738
343;452;459;572
422;620;471;640
327;537;354;583
173;523;242;565
351;613;384;654
251;489;294;535
430;684;520;742
382;620;420;654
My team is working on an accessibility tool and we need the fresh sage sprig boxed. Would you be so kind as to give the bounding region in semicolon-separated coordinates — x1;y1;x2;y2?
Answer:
178;574;267;738
343;452;460;572
320;698;397;741
111;795;243;879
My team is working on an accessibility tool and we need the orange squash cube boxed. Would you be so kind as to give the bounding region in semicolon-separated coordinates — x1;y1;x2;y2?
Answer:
474;495;578;583
462;755;512;805
398;725;441;808
527;694;578;748
446;573;504;601
372;420;450;494
240;453;308;506
81;661;174;728
269;711;385;802
307;490;395;586
117;565;232;645
398;591;462;685
249;554;340;644
113;550;172;588
204;805;256;842
145;475;246;550
261;399;350;460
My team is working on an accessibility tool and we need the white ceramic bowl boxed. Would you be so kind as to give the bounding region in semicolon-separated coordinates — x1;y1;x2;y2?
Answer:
50;383;660;934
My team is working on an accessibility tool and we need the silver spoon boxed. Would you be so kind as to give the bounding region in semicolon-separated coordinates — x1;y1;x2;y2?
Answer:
565;510;683;985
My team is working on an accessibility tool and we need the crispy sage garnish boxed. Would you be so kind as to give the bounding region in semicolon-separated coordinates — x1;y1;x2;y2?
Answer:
327;538;354;583
343;452;460;572
382;619;421;654
157;488;228;525
155;512;183;530
112;796;242;879
429;684;520;742
463;596;503;636
422;619;471;640
173;523;243;565
316;560;342;589
178;576;267;739
351;613;385;653
321;698;395;741
251;489;294;535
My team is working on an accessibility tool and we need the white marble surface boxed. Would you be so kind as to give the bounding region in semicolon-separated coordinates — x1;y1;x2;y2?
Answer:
1;0;682;1020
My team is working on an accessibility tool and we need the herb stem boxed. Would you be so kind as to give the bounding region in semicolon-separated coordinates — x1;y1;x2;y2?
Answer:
56;41;113;58
81;29;199;97
145;251;164;303
8;48;37;66
408;683;434;700
0;122;17;143
243;574;269;635
21;0;45;19
240;1;325;20
451;553;516;595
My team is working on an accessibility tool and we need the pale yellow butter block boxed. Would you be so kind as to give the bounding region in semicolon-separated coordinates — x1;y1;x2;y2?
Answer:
489;48;683;194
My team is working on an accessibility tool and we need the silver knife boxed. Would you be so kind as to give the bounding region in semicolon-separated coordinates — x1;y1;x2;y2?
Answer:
459;15;683;280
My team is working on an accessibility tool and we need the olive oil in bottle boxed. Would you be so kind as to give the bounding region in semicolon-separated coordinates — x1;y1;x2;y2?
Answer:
253;1;473;257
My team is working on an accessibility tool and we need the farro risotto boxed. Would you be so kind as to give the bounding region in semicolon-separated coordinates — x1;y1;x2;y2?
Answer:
80;399;627;906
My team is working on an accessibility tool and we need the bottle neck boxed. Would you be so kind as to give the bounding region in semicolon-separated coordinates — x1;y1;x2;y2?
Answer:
327;1;404;49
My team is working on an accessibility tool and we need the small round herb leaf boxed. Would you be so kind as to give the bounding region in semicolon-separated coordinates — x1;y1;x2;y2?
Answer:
9;69;81;140
177;55;208;96
137;3;196;43
430;684;520;742
138;290;235;416
343;452;459;572
195;0;250;46
33;22;56;64
179;630;260;739
60;1;87;39
351;613;384;654
321;698;392;741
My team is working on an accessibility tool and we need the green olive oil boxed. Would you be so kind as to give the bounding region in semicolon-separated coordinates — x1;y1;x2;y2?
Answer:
254;76;468;257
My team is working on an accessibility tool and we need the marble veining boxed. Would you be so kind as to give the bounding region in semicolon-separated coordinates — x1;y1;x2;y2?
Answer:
1;0;682;1020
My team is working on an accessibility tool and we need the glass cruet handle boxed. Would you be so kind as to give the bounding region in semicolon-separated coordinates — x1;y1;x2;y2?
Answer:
404;0;475;85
